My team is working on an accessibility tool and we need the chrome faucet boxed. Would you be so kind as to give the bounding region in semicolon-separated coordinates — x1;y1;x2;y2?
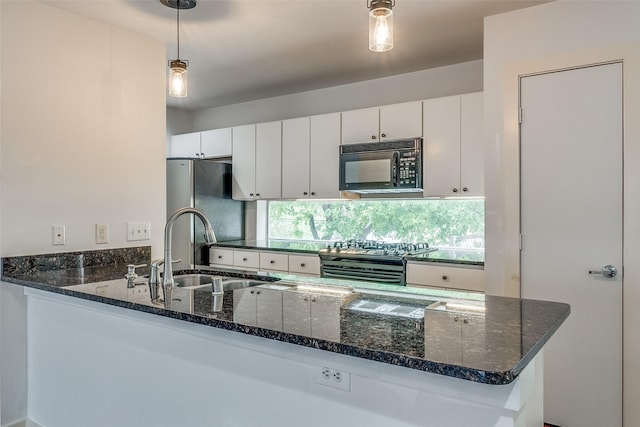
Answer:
162;208;217;305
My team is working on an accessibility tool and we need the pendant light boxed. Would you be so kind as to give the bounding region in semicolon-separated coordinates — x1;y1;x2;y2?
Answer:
162;0;197;98
368;0;394;52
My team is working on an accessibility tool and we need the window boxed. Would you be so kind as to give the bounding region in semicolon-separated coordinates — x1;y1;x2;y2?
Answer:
268;199;484;249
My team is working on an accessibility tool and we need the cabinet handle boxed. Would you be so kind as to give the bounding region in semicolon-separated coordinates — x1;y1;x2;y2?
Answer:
454;316;460;322
250;290;255;294
196;153;200;157
242;257;248;262
256;291;261;295
442;275;448;281
371;135;377;140
201;152;205;158
311;192;316;196
249;193;254;196
217;255;222;259
270;260;275;264
462;187;468;192
303;297;308;302
463;319;469;324
300;263;306;267
452;188;459;193
311;297;316;302
381;133;387;138
256;193;261;197
303;192;308;196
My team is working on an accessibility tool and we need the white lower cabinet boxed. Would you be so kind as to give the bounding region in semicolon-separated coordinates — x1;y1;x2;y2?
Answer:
288;254;320;276
259;251;289;272
282;290;355;341
233;250;260;270
406;262;484;292
424;309;486;367
209;247;321;276
233;287;283;330
210;248;234;267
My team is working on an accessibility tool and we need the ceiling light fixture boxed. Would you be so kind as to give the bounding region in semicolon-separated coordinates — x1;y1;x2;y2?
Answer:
162;0;197;98
368;0;394;52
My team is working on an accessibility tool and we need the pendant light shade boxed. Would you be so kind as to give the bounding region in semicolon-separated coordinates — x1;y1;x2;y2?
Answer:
368;0;394;52
169;59;188;98
163;0;196;98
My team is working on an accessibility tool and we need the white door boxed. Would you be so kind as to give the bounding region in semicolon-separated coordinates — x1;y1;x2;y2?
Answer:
231;124;256;200
520;63;623;427
310;112;341;199
255;121;282;199
282;117;311;199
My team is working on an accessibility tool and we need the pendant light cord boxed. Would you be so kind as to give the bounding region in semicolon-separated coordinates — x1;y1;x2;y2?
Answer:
176;0;180;60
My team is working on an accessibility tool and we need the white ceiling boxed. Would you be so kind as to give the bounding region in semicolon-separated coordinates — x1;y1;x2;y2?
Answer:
39;0;548;111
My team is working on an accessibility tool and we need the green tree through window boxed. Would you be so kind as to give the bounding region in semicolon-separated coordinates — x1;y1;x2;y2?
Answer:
268;199;484;249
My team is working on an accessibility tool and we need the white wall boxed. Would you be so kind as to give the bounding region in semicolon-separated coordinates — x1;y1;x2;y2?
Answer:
0;1;166;425
483;1;640;425
0;0;166;258
190;60;483;131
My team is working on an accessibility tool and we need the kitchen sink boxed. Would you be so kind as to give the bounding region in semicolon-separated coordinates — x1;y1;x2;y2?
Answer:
173;274;267;291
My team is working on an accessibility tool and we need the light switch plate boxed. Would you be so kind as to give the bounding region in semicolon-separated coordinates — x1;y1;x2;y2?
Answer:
127;222;151;241
52;225;65;245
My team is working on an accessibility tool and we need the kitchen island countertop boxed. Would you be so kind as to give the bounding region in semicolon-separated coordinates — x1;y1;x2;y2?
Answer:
2;248;566;386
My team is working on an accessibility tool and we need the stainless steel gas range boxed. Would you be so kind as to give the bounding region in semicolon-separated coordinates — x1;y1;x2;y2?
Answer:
319;240;436;285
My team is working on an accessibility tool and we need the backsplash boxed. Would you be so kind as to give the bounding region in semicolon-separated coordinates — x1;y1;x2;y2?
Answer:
2;246;151;276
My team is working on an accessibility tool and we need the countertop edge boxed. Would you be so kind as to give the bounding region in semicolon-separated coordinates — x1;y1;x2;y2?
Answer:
3;274;519;385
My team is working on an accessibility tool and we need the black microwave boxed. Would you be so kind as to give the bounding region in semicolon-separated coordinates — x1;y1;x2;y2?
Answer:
339;138;423;194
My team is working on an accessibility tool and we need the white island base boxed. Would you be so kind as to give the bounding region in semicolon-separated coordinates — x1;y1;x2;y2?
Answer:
25;289;543;427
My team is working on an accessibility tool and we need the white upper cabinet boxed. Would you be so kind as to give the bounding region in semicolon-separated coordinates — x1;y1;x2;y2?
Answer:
309;113;341;198
282;117;311;199
341;101;422;144
379;101;423;141
170;128;232;158
282;113;341;199
341;107;379;144
255;121;282;199
200;128;232;158
423;92;483;197
231;124;256;200
460;92;484;197
169;132;201;158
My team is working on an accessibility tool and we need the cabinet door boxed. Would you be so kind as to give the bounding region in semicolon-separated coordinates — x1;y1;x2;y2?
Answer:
310;294;343;342
233;250;260;269
341;107;379;144
288;254;321;276
309;113;341;199
256;288;283;331
282;117;311;198
255;121;282;199
460;92;484;196
233;288;257;326
461;313;486;367
380;101;422;141
200;128;232;158
209;248;234;266
259;251;289;272
424;310;462;365
406;262;485;292
231;125;256;200
282;291;312;336
423;95;461;196
170;132;201;158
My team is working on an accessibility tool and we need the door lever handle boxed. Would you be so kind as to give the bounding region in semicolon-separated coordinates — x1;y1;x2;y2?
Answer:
588;264;617;278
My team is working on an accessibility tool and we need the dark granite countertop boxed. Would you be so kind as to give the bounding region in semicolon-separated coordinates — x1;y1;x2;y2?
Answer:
211;240;485;266
405;248;485;266
1;247;567;386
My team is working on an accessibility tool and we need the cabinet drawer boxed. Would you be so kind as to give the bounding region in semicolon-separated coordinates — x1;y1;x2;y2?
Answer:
406;263;484;292
210;248;234;266
259;251;289;272
233;250;260;269
288;254;321;276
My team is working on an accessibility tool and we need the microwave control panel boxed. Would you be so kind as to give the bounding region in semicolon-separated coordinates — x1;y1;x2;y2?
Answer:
398;151;418;187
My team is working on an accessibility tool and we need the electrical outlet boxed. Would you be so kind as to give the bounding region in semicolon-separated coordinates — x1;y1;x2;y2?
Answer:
315;366;351;391
96;223;109;244
127;221;151;241
52;225;65;245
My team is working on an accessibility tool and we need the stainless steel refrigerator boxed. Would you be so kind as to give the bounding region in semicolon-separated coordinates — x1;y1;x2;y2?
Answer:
167;158;245;270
